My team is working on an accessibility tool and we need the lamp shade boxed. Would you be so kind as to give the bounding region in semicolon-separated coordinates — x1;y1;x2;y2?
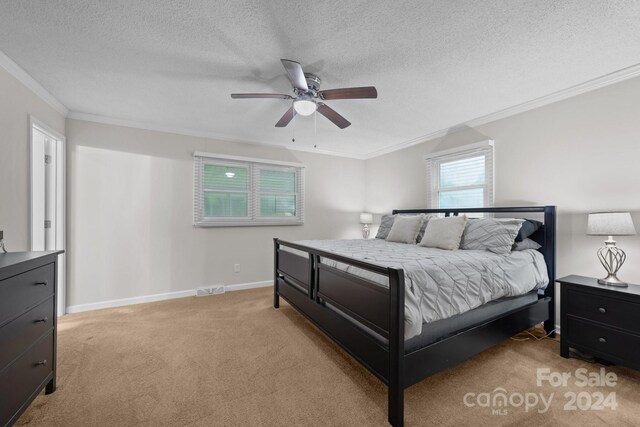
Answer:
587;212;636;236
359;213;373;224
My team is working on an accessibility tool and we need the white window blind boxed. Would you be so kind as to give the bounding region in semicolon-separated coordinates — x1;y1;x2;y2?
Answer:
194;153;305;227
425;141;494;209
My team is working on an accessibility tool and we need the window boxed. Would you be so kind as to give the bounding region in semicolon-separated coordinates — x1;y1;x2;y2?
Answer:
194;152;304;226
425;141;494;209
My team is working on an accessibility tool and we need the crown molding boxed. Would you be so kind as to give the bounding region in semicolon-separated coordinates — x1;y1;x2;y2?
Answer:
0;49;69;116
363;62;640;159
67;112;367;159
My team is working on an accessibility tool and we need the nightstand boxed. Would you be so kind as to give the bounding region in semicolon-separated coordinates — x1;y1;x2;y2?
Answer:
559;275;640;371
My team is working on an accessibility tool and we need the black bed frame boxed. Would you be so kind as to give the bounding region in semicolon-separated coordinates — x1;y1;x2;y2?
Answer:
273;206;556;426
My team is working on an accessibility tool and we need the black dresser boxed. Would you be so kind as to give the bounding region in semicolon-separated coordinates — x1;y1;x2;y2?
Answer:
559;275;640;371
0;251;63;427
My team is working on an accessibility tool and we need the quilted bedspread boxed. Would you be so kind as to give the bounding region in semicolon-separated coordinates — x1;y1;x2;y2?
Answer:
292;239;549;339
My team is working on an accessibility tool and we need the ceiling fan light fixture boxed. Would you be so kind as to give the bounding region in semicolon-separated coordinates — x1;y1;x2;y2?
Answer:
293;99;317;116
231;59;375;129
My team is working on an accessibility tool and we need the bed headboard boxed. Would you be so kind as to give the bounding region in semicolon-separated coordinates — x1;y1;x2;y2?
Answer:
391;206;556;299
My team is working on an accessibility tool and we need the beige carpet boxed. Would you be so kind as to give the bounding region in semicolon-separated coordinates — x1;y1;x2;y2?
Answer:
17;287;640;426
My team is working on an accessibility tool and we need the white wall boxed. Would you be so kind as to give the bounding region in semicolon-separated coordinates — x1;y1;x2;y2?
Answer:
65;119;365;308
366;75;640;286
0;65;65;251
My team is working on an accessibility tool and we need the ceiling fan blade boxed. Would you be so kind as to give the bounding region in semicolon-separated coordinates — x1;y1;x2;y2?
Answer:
316;103;351;129
280;59;308;91
231;93;293;99
319;86;378;100
275;106;296;127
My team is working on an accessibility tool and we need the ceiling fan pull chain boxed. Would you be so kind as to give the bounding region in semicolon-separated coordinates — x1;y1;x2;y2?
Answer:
292;108;296;142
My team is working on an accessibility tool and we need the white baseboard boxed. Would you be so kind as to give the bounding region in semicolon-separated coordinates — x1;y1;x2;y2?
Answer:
225;280;272;292
65;280;272;314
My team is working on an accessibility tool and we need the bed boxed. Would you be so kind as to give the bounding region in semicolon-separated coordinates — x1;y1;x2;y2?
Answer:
273;206;556;426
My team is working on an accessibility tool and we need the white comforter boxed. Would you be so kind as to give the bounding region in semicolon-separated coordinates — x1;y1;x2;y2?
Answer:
291;239;549;339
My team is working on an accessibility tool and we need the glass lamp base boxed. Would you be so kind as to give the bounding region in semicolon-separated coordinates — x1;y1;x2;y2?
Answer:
361;225;370;239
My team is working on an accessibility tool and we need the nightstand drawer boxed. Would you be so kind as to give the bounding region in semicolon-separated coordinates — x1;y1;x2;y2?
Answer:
567;317;640;362
565;288;640;334
0;297;54;370
0;263;55;326
0;331;53;424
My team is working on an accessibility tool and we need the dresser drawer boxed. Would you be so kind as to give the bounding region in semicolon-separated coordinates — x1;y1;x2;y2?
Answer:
0;297;54;370
0;331;53;424
565;288;640;334
566;317;640;362
0;263;54;326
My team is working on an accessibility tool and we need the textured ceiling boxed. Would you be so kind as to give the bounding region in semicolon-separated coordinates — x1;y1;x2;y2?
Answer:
2;1;640;157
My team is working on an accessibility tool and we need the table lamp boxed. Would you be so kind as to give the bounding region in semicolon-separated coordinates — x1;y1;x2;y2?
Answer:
360;213;373;239
587;212;636;287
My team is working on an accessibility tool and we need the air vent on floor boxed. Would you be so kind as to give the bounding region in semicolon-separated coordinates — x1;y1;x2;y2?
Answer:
196;286;225;296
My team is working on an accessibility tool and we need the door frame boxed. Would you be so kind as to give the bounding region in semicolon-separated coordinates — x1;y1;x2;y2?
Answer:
29;115;66;316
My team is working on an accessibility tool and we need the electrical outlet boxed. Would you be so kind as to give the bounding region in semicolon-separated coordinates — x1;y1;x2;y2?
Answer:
234;263;240;273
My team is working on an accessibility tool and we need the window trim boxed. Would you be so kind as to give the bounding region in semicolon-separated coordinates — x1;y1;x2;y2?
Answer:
193;152;305;227
424;140;494;209
193;151;304;168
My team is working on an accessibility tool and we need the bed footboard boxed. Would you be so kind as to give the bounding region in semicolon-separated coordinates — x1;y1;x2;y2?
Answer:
274;238;406;425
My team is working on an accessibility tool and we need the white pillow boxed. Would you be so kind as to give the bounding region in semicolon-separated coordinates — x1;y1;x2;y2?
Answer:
419;215;468;250
386;214;424;244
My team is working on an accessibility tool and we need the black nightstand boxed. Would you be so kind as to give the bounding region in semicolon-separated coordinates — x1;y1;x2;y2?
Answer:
559;275;640;371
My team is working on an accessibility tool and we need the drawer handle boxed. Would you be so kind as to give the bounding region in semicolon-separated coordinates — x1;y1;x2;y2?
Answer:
599;337;607;344
35;360;48;366
35;317;49;323
35;281;48;286
598;307;607;314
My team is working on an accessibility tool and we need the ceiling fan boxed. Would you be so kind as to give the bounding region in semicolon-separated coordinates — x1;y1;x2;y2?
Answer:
231;59;377;129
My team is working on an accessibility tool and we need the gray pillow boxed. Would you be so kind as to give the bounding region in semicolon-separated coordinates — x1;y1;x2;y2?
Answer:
513;238;542;251
386;215;424;244
375;213;432;242
375;214;395;239
418;215;468;250
515;219;543;242
461;218;525;255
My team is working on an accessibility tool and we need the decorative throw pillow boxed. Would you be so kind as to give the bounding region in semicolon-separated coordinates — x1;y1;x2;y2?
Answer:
513;238;542;251
386;215;424;244
375;214;396;239
418;215;468;250
461;218;525;255
515;219;543;242
415;214;435;243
